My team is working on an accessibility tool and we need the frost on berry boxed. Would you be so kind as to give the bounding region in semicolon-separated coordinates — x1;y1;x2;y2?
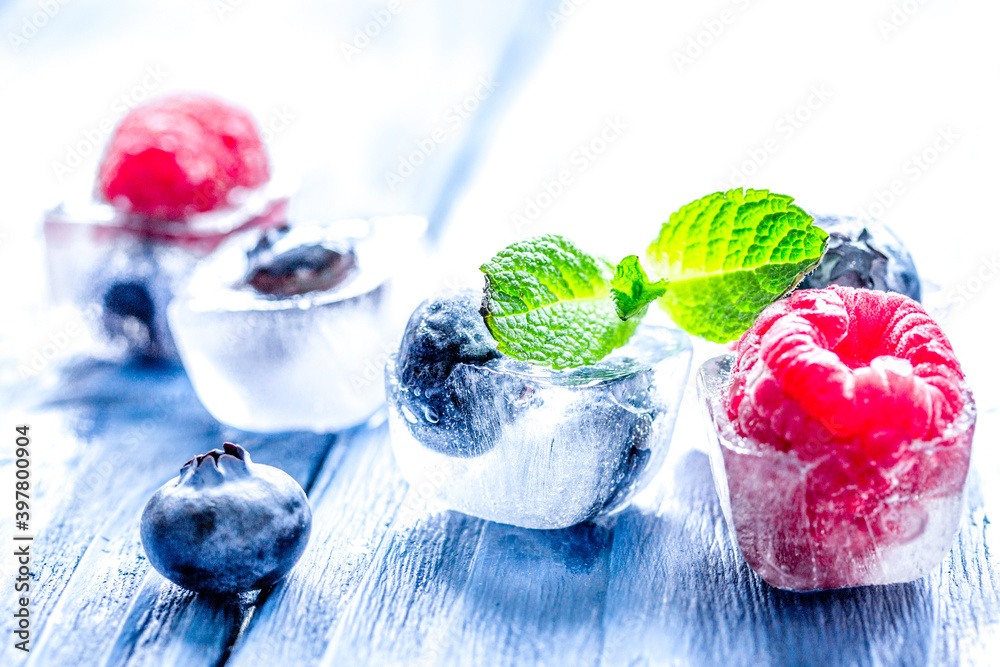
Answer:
713;286;975;589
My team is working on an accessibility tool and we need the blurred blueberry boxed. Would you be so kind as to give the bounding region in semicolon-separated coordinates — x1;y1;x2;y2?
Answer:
799;215;921;302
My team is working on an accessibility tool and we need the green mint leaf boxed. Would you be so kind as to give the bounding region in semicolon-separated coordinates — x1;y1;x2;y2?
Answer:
611;255;669;321
647;188;828;343
480;234;639;369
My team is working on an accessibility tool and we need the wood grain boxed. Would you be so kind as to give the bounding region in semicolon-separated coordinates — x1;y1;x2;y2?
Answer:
1;361;332;667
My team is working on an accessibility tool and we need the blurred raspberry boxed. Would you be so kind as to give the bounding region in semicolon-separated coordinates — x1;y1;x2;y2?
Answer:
98;93;269;221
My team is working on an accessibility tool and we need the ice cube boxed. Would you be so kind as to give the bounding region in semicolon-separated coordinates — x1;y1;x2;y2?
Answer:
386;291;693;529
43;181;289;360
698;355;975;591
168;219;421;433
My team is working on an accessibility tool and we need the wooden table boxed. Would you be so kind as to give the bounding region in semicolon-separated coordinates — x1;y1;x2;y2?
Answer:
2;351;997;667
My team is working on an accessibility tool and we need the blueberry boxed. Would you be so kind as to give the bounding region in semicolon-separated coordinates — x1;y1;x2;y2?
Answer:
392;290;524;457
103;280;158;355
105;280;156;325
243;227;357;298
397;289;501;396
140;443;311;594
798;215;921;302
90;243;182;360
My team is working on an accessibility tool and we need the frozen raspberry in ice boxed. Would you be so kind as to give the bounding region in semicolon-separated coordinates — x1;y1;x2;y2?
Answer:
98;93;270;220
44;93;288;362
727;286;964;458
699;286;976;590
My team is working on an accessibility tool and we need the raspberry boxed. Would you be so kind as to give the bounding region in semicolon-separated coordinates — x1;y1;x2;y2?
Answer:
721;286;974;587
727;286;963;458
98;94;269;221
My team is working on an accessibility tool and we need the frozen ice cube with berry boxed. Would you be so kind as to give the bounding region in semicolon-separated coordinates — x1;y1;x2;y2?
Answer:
699;285;975;590
44;93;289;360
386;290;692;529
169;218;424;433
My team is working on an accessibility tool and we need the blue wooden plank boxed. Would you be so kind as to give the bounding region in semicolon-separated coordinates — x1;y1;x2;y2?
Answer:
430;520;613;667
316;493;488;666
0;360;333;667
309;432;617;667
599;448;1000;666
226;420;412;667
103;579;250;667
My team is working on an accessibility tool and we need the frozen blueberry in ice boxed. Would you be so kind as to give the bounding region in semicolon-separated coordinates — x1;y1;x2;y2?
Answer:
386;308;693;528
397;290;501;396
393;290;520;457
87;246;183;360
244;228;358;298
797;215;921;301
45;93;288;363
104;281;155;324
103;280;158;354
140;443;311;594
168;221;399;433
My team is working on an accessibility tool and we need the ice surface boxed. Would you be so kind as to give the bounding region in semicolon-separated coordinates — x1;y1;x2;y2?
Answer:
43;182;289;360
169;219;424;433
386;292;693;529
698;355;975;591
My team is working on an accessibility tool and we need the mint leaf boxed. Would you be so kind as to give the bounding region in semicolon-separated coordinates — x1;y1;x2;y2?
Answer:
480;234;638;369
647;188;828;343
611;255;668;320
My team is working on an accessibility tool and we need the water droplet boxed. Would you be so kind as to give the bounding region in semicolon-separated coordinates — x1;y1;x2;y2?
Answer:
401;405;418;423
423;406;439;424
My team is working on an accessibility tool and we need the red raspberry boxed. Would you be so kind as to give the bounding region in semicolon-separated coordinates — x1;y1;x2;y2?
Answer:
727;286;964;460
721;286;974;588
98;94;269;221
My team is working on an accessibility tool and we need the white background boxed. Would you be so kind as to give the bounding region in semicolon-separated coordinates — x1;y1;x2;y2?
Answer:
1;0;998;469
